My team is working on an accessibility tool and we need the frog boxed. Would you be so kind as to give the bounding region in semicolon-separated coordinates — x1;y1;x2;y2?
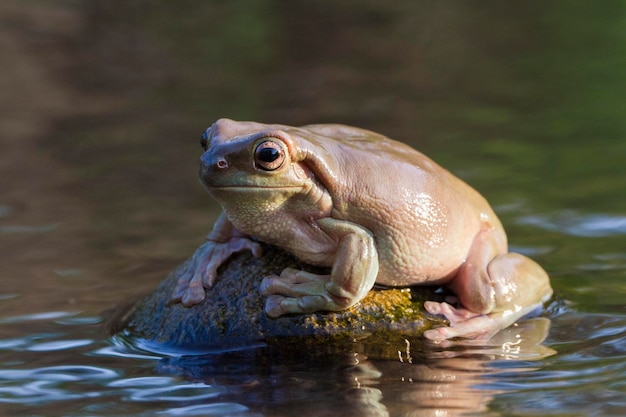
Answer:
171;118;553;341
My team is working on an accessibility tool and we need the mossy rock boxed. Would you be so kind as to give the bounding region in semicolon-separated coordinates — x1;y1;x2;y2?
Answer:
113;244;444;351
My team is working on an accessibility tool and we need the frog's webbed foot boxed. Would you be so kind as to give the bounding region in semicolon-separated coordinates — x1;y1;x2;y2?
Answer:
172;272;206;307
260;268;352;317
423;301;502;341
424;228;553;342
171;238;263;307
423;299;546;341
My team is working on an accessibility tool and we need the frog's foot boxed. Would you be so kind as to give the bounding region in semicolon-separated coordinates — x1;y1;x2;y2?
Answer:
423;300;544;342
260;268;353;317
171;273;206;307
423;301;499;341
171;238;263;307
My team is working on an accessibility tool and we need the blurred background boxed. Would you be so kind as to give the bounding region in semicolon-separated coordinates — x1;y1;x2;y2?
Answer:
3;0;624;309
0;1;624;416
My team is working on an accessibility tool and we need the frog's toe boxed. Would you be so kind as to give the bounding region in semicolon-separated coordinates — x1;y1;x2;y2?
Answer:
423;326;459;341
171;275;190;303
199;265;219;288
180;283;206;307
259;275;280;296
424;301;480;324
260;270;330;298
172;273;206;307
424;319;500;341
264;294;288;317
264;294;333;317
424;301;517;341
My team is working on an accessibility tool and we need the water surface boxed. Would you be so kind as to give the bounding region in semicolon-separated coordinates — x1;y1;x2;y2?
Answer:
0;1;624;416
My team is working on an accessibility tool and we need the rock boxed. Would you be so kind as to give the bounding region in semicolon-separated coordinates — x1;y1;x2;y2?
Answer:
113;244;443;351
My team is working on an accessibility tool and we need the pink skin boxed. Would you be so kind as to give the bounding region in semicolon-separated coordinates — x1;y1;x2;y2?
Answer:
423;229;551;341
171;213;262;307
173;119;553;341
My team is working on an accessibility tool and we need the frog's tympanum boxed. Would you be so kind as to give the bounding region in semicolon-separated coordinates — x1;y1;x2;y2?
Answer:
171;119;553;341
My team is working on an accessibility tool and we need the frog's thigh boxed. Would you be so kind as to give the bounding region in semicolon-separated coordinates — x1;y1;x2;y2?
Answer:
443;229;498;313
426;229;553;340
452;229;552;314
262;218;379;317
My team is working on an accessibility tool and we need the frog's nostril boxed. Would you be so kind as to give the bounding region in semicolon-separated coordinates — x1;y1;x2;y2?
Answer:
200;152;228;171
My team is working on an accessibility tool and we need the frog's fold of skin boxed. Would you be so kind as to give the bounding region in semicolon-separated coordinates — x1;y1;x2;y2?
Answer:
171;118;553;341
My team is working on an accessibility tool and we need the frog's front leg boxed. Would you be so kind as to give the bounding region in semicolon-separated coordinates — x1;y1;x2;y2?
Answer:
260;218;379;317
171;212;263;307
424;228;553;341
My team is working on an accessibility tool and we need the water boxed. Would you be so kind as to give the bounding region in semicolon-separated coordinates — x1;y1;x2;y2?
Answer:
1;1;625;416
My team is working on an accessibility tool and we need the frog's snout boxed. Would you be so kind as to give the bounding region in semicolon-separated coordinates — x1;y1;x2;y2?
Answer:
200;152;229;176
200;151;230;188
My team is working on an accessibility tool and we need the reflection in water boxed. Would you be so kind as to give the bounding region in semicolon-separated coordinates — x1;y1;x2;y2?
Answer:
145;316;553;417
0;302;623;416
426;317;556;360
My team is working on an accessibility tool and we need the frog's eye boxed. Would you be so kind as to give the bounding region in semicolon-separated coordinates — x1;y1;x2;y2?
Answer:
200;130;210;151
254;140;286;171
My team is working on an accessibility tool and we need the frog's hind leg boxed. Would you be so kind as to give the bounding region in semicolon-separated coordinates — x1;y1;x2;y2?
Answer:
424;228;552;341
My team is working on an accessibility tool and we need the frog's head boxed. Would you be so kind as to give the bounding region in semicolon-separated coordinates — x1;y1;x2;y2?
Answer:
198;119;318;213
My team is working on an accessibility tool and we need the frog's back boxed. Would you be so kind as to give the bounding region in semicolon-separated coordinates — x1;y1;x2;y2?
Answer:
299;124;419;161
296;123;452;197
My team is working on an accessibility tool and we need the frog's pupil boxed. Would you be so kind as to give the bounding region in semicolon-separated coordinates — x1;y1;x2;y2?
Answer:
259;147;279;162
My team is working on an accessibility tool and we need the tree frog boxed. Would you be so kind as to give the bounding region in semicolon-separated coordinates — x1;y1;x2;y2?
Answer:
171;119;552;341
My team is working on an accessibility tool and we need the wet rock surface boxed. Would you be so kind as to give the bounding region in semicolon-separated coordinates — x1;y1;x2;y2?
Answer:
116;244;443;350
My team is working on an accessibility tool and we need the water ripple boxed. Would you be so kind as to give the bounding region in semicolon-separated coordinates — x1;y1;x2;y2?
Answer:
108;376;176;388
484;312;626;414
93;341;162;360
0;311;78;324
157;402;251;416
0;365;120;404
0;380;83;403
0;223;59;234
127;383;224;402
26;339;93;352
517;211;626;237
0;366;119;382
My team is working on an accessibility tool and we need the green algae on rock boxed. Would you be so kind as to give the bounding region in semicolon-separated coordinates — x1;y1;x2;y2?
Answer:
115;244;442;350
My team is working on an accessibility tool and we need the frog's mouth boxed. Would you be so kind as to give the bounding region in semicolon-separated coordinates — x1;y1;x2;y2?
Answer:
206;185;306;208
207;185;304;190
204;185;306;195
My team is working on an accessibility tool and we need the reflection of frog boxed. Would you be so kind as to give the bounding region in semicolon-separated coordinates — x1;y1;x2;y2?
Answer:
171;119;553;341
